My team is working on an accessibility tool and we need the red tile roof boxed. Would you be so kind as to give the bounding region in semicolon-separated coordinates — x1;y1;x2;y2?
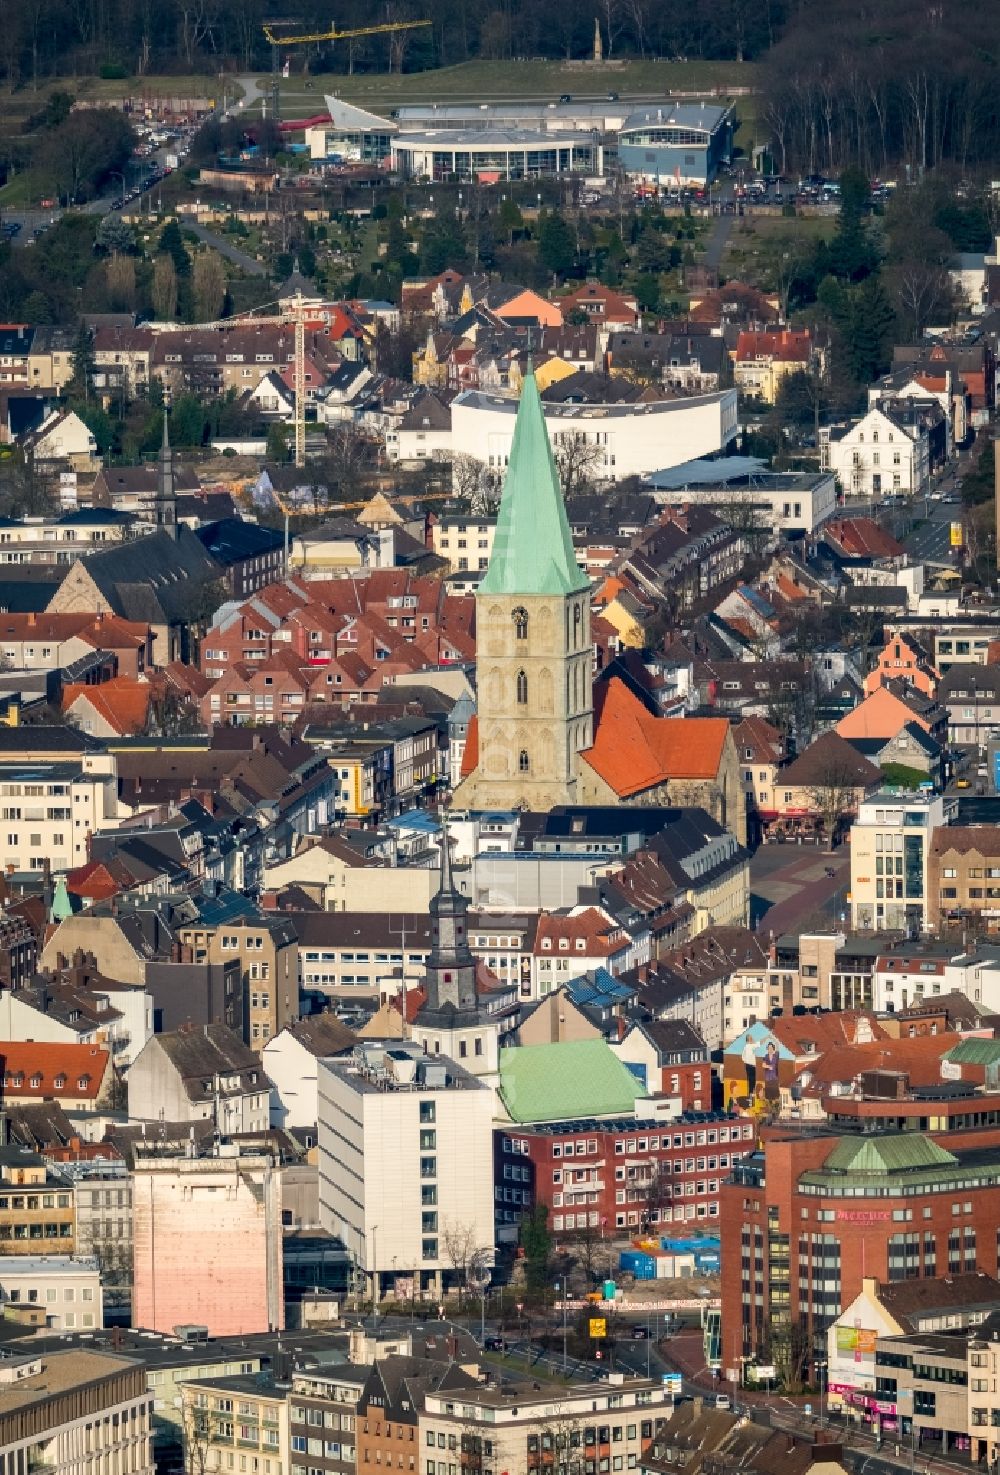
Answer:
824;516;902;559
581;677;730;798
0;1042;110;1101
735;328;813;364
533;907;624;957
63;676;151;736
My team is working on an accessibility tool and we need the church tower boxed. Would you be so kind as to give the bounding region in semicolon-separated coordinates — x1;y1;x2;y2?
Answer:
422;831;479;1016
156;393;179;539
454;369;592;811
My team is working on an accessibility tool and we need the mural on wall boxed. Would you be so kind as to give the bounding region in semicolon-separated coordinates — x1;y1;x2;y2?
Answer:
724;1024;794;1117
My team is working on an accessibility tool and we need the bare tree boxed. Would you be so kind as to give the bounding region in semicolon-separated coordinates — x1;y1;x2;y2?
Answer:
105;254;136;314
182;1395;214;1475
450;452;502;515
640;1163;672;1233
808;753;864;849
152;256;178;322
553;433;605;499
193;250;227;323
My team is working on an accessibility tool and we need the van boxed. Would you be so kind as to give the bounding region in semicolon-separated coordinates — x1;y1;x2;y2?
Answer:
715;1394;731;1410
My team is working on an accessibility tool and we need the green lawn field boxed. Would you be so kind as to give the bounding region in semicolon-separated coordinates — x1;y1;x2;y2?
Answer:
268;58;758;114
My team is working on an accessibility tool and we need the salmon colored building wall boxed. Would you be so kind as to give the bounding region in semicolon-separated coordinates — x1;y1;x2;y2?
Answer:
132;1152;284;1336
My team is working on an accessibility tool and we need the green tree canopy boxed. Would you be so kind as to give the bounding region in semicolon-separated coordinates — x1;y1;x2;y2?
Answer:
537;210;575;280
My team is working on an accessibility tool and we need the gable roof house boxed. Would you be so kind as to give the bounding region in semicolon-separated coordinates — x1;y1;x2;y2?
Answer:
0;1041;113;1112
127;1022;269;1132
766;730;881;840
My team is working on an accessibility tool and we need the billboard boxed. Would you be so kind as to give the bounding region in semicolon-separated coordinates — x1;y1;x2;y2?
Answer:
950;521;963;548
836;1326;878;1354
589;1318;607;1339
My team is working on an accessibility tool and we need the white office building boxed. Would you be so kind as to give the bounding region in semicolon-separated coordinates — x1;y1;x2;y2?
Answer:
451;387;738;481
318;1041;495;1299
850;790;953;933
0;1255;103;1331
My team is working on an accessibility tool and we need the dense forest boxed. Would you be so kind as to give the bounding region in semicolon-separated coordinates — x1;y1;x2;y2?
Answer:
0;0;784;82
761;0;1000;176
2;0;1000;175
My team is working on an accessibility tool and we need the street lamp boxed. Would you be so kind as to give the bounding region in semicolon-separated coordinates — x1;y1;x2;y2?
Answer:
370;1223;379;1321
816;1360;827;1428
554;1279;569;1372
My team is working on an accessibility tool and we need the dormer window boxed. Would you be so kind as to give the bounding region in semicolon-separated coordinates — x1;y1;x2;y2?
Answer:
77;1075;90;1090
54;1075;66;1089
29;1074;41;1089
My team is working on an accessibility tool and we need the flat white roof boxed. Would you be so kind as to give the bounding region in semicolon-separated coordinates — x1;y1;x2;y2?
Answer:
0;1256;100;1275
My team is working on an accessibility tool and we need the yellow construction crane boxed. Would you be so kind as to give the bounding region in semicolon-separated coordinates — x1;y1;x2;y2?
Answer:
261;16;431;120
262;17;432;46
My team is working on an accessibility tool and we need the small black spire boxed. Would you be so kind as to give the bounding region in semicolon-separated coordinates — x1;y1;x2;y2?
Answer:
423;825;479;1015
157;390;179;539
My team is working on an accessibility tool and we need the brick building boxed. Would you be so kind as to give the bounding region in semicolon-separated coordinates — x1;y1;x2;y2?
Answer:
289;1364;367;1475
497;1113;756;1238
720;1113;1000;1377
928;826;1000;933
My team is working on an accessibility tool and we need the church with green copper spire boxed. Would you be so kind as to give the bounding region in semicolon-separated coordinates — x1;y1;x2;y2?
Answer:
454;369;594;812
478;370;591;599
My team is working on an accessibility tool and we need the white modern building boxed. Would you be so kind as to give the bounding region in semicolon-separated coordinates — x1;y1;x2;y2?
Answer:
317;1041;495;1298
0;1255;103;1330
392;128;601;182
821;403;933;499
850;790;953;933
0;760;119;875
451;387;738;481
649;468;837;534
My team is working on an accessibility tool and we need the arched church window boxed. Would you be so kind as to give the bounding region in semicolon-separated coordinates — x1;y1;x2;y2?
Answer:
513;607;529;640
518;749;530;772
516;669;528;704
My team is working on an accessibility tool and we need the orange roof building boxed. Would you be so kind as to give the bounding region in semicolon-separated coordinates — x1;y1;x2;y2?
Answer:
63;676;152;738
0;1042;113;1110
836;685;936;741
578;677;745;843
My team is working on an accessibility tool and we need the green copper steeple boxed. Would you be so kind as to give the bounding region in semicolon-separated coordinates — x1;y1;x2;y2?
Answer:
478;370;590;597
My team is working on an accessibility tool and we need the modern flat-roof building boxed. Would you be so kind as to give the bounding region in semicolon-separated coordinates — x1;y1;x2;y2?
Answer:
317;1041;494;1299
451;387;738;480
131;1142;284;1337
0;1349;152;1475
0;1255;103;1331
648;465;838;535
310;97;399;163
618;103;734;187
392;128;600;182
